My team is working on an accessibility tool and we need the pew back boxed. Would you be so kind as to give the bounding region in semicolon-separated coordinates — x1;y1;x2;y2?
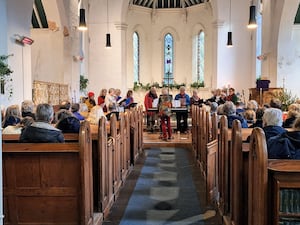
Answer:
3;121;95;225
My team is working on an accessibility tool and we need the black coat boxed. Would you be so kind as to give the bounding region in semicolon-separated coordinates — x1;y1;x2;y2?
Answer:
20;122;64;143
267;131;300;159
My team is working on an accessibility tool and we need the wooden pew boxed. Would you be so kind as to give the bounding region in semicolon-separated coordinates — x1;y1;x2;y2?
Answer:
2;121;102;225
129;108;139;165
206;112;218;205
97;116;114;217
267;160;300;225
248;127;268;225
110;114;122;199
191;105;198;158
119;112;129;181
223;119;248;225
218;115;229;216
124;112;131;170
248;128;300;225
138;106;143;153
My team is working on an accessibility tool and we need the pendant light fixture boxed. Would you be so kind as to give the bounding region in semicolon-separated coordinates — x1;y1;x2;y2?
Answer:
247;0;257;29
227;0;233;47
78;8;87;31
105;0;112;48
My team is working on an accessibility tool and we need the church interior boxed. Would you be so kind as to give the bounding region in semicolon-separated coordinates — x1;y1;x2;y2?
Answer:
1;0;300;224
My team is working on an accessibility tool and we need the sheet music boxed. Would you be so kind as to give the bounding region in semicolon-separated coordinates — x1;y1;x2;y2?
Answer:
152;98;158;108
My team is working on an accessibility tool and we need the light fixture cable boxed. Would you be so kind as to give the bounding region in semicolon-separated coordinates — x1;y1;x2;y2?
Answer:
106;0;111;48
227;0;233;47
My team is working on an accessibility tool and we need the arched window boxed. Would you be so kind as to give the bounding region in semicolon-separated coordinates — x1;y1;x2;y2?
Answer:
256;3;262;79
196;31;205;83
164;33;174;85
133;32;140;83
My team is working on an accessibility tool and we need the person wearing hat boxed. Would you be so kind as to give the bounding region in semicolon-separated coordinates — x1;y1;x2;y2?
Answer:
85;91;96;112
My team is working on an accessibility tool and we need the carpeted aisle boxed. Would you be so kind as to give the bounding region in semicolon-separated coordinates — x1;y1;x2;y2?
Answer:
119;147;211;225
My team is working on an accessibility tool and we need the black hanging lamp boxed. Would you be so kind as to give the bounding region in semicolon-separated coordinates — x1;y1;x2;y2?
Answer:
227;0;233;47
78;8;87;31
106;33;111;48
105;0;112;48
247;2;257;29
227;32;233;47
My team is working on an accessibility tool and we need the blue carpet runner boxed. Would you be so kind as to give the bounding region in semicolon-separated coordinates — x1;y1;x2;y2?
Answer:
120;147;205;225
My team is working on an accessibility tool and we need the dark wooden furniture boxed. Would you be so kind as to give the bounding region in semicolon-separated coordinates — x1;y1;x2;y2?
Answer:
3;121;102;225
248;127;268;225
268;160;300;225
218;115;229;216
249;87;282;105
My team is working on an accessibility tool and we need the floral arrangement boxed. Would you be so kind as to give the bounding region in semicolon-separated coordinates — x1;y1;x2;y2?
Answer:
133;81;187;91
274;89;299;111
0;54;14;97
80;75;89;92
190;81;205;88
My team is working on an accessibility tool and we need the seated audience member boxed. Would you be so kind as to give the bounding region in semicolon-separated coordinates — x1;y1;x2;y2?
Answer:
249;107;264;128
115;89;122;102
222;101;248;128
247;100;259;112
105;88;117;112
3;116;34;134
210;102;218;114
226;88;238;104
235;101;245;117
190;90;204;107
85;91;96;112
262;108;286;141
144;86;158;132
268;116;300;159
86;105;106;125
20;103;64;143
98;89;107;112
2;104;21;128
283;103;300;128
206;89;219;103
218;92;227;105
71;103;85;121
79;103;89;118
244;109;256;124
59;100;71;111
270;98;282;109
124;90;135;108
158;88;173;140
21;100;36;119
56;109;80;133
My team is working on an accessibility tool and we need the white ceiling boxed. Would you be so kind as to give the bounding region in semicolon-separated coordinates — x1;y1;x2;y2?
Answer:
131;0;207;9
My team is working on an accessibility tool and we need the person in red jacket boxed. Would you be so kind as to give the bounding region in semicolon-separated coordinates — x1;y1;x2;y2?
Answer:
144;86;158;132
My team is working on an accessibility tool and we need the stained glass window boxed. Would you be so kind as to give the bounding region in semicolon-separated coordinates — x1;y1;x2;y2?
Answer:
256;10;262;79
164;33;174;85
133;32;140;83
197;31;205;82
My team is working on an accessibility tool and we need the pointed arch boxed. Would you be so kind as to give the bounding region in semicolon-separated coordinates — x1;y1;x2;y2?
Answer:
192;23;206;83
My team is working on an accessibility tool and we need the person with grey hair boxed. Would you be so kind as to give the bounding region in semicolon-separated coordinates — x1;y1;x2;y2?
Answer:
21;100;36;119
210;102;218;114
268;116;300;159
20;103;64;143
262;108;286;141
223;101;248;128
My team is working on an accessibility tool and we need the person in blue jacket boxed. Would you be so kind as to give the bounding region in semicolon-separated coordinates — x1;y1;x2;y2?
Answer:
174;86;190;133
222;101;248;128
